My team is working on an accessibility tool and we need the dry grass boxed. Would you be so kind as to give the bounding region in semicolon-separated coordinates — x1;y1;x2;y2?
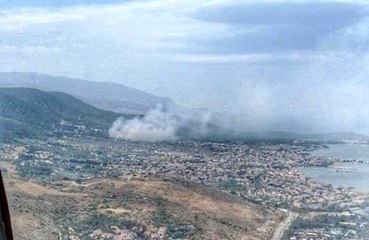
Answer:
85;179;281;239
98;206;131;215
118;180;261;225
16;181;56;197
12;212;59;240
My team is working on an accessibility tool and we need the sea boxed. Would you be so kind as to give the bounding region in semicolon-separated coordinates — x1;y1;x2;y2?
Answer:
300;144;369;191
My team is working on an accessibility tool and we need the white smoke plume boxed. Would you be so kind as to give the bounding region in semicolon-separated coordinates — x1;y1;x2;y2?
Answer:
109;104;214;142
109;104;179;142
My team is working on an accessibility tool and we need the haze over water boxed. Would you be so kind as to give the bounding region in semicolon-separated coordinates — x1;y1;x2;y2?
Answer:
302;144;369;191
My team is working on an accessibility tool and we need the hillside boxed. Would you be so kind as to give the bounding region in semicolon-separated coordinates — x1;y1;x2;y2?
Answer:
0;72;174;114
4;170;283;239
0;88;128;140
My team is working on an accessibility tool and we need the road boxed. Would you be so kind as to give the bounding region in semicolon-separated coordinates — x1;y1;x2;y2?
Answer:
272;211;298;240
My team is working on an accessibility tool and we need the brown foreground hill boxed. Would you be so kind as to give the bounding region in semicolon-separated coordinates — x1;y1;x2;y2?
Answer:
2;160;283;240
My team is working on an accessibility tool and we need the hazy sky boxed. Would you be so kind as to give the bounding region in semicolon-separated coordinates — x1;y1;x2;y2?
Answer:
1;0;369;133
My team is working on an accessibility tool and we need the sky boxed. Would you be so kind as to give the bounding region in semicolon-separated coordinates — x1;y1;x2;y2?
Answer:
1;0;369;133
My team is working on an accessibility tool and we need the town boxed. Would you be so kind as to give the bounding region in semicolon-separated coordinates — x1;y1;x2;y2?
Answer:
1;135;368;239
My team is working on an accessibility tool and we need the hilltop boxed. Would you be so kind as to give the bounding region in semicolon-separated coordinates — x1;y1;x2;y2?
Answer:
0;88;128;140
0;72;173;114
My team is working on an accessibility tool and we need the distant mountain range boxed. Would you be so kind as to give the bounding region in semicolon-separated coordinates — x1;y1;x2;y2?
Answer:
0;77;368;143
0;72;173;114
192;126;369;143
239;131;369;142
0;87;130;140
176;118;369;143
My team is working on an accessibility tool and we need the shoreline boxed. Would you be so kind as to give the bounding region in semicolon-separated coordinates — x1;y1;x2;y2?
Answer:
301;145;369;192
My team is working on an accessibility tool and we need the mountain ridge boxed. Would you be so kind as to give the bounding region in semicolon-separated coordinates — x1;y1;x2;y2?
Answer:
0;87;130;140
0;72;173;114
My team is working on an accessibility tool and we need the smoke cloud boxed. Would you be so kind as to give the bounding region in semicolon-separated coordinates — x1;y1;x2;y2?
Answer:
109;103;217;142
109;105;179;142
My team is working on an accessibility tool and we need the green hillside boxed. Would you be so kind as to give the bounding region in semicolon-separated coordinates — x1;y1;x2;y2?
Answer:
0;88;130;140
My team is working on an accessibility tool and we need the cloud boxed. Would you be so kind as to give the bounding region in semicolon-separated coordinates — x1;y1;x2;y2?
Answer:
171;52;328;63
0;0;230;64
2;0;369;134
1;0;364;65
269;16;369;133
195;1;366;25
0;9;85;31
0;45;64;54
193;1;368;54
0;0;136;8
